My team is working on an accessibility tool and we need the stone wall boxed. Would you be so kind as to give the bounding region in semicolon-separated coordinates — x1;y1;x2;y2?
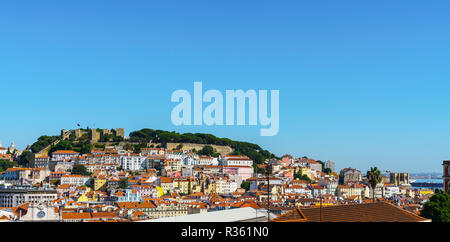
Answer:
166;143;234;155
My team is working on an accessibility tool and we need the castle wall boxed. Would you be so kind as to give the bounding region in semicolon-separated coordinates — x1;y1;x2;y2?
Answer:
166;143;233;156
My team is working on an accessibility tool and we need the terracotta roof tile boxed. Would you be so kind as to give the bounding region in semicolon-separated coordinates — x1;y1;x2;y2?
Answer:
271;202;429;222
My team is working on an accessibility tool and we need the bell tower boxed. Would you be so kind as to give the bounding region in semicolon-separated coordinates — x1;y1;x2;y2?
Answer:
443;160;450;192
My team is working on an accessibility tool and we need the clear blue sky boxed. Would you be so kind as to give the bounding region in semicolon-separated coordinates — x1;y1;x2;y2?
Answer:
1;0;449;173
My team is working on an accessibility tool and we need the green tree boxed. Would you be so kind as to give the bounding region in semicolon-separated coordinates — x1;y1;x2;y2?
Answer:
123;143;133;151
294;173;312;183
128;129;277;165
18;150;33;167
88;179;95;189
323;168;332;174
240;181;251;191
119;178;129;189
198;145;218;157
80;143;93;155
366;166;382;202
420;190;450;222
30;135;60;153
51;179;60;186
133;143;146;153
0;160;17;172
71;164;91;176
49;140;74;156
112;135;124;142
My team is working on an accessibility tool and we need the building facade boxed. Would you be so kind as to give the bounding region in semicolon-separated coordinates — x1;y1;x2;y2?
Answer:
119;154;148;171
0;188;58;207
390;172;410;186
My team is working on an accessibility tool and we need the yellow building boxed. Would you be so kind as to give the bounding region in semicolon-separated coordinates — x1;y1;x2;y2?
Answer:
155;186;164;198
173;178;194;194
419;190;434;197
299;167;312;179
77;191;101;202
94;176;107;191
165;159;182;172
77;193;95;202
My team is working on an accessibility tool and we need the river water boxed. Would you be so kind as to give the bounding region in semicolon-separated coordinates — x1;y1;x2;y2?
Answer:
411;178;443;189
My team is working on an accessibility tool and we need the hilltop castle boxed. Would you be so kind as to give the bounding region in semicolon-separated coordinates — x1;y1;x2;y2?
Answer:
60;128;125;143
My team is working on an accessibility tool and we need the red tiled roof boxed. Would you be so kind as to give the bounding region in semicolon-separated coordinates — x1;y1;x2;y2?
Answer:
53;150;78;154
271;202;429;222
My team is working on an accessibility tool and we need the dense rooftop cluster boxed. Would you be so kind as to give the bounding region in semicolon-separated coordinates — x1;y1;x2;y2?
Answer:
0;131;439;222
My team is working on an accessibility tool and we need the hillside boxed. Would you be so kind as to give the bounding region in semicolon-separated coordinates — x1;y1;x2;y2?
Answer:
129;129;277;165
29;128;278;168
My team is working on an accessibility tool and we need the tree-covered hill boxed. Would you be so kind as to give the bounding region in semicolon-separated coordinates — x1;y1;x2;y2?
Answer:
29;128;278;168
129;129;278;165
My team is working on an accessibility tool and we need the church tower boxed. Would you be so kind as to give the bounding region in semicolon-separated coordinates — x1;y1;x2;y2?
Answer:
9;141;16;153
443;160;450;192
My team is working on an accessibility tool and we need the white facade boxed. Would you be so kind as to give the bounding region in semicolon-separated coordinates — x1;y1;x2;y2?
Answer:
284;186;307;194
318;178;338;195
220;156;253;167
51;151;79;161
0;147;7;155
60;175;91;186
324;160;335;172
384;185;400;198
0;189;58;207
165;151;184;160
215;178;238;194
183;156;218;166
119;154;148;171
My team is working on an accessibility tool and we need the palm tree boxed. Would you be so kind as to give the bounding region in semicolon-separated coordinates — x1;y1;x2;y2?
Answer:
366;167;382;202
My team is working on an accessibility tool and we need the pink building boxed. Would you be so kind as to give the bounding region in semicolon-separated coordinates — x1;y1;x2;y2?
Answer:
281;154;294;166
167;171;182;178
130;184;154;197
279;170;294;181
222;165;254;180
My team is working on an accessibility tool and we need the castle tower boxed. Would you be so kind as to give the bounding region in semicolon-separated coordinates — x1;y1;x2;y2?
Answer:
114;128;125;138
90;129;100;142
74;129;83;139
443;160;450;192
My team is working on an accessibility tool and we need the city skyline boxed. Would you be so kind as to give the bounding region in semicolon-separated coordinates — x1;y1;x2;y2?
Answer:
2;1;450;174
0;126;444;174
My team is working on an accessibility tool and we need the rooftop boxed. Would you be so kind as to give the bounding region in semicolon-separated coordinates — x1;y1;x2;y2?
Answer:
271;202;429;222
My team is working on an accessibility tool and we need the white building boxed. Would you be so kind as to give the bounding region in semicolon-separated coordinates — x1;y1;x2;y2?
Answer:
318;178;338;195
0;188;58;207
143;207;271;222
101;154;121;165
215;178;238;194
198;156;218;166
183;155;219;166
165;150;184;160
220;155;253;167
384;185;400;198
51;150;79;161
119;154;148;171
324;160;335;172
60;175;91;186
284;185;307;195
